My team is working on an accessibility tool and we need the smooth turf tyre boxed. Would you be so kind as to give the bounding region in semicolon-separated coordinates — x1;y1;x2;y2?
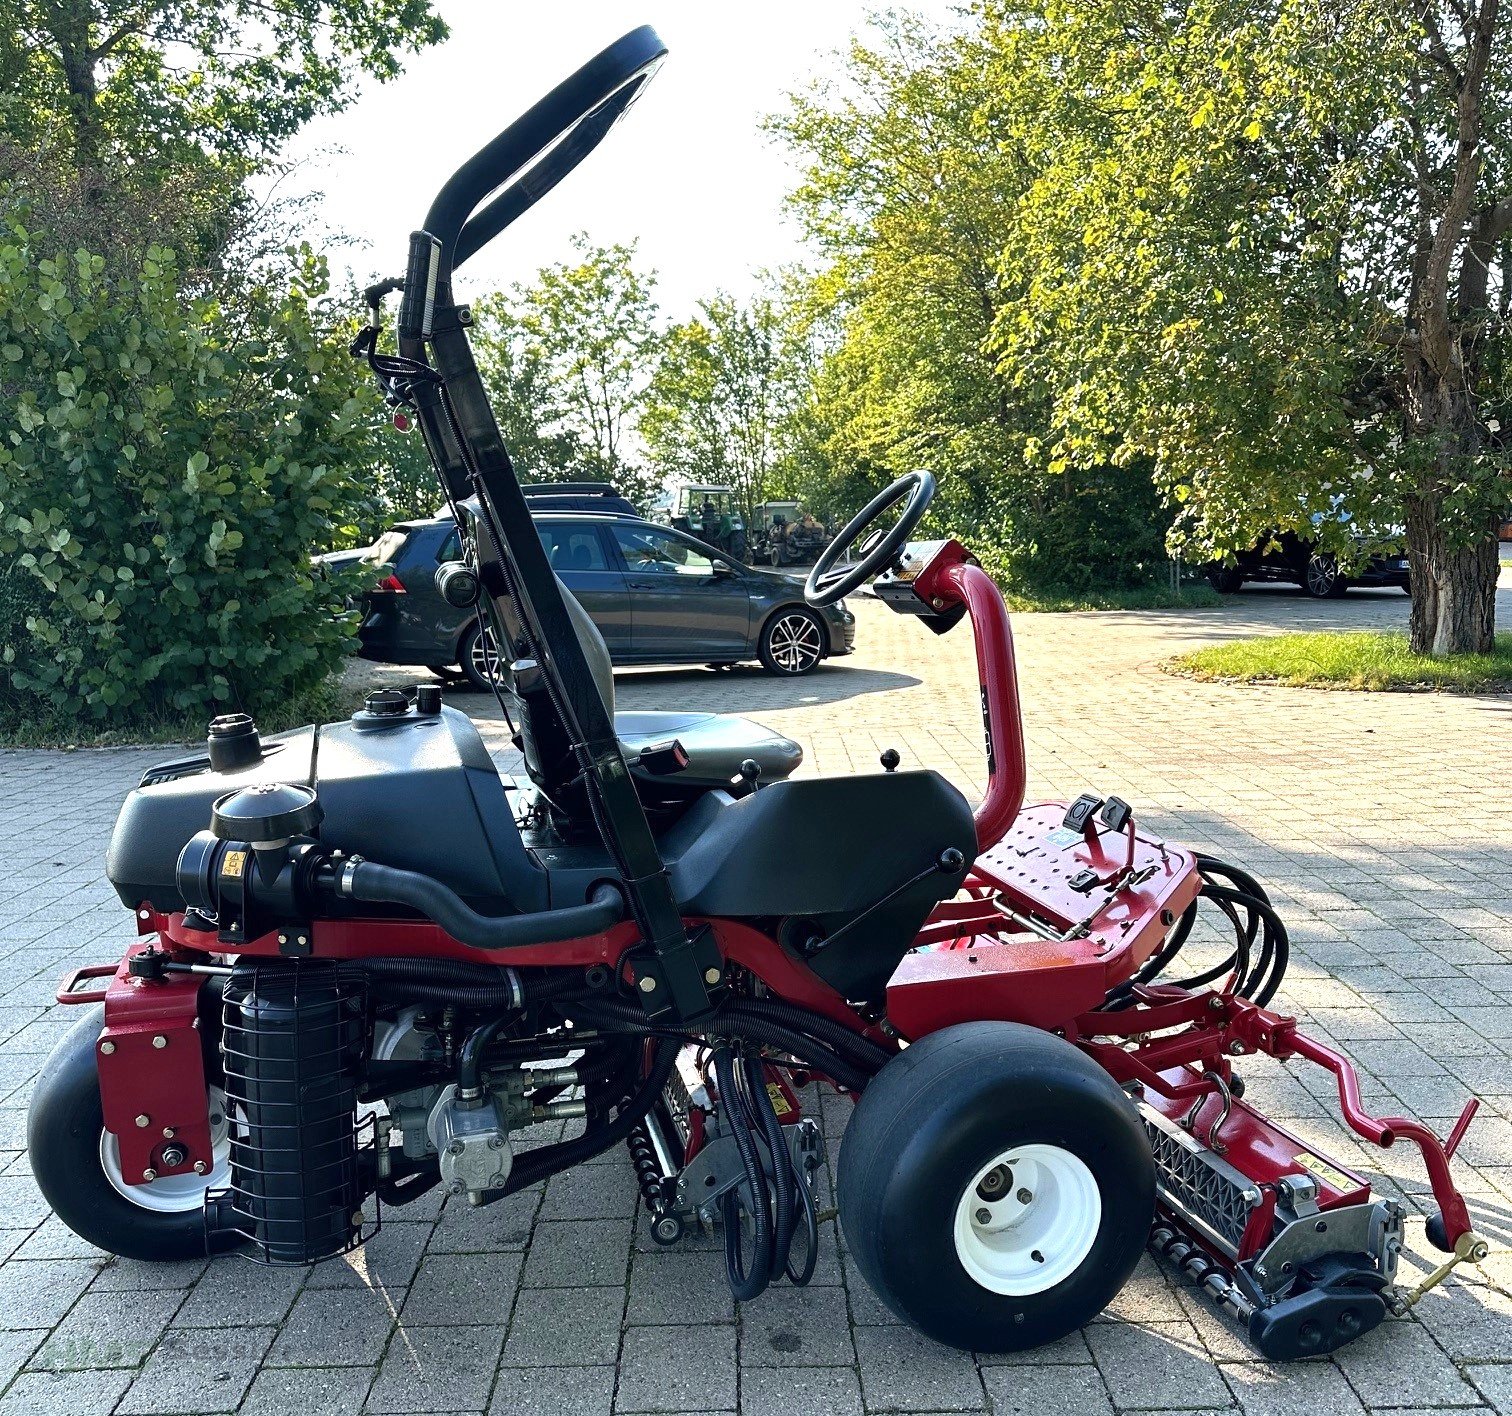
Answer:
837;1021;1155;1353
28;1005;235;1262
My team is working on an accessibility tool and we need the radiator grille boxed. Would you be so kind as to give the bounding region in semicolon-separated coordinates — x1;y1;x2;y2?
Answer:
1141;1104;1260;1258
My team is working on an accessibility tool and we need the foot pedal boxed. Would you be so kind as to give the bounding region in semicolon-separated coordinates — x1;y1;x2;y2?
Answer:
1100;796;1133;832
1062;794;1104;833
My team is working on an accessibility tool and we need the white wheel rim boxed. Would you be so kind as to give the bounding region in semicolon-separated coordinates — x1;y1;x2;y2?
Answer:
952;1143;1101;1296
99;1085;232;1214
769;613;822;672
1307;556;1335;594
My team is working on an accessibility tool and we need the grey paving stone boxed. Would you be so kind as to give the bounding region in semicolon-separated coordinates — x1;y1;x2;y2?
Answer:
428;1188;541;1254
0;1260;98;1331
487;1364;616;1416
1465;1364;1512;1412
240;1364;375;1416
363;1324;504;1413
852;1326;987;1412
501;1288;624;1368
30;1288;182;1370
520;1218;632;1289
740;1366;864;1416
116;1325;276;1414
1334;1321;1483;1408
267;1286;397;1367
0;1177;51;1231
0;1369;133;1416
626;1250;734;1326
171;1256;307;1327
306;1221;431;1292
979;1364;1113;1416
88;1254;207;1291
739;1285;855;1367
1221;1360;1366;1416
1084;1321;1233;1411
539;1164;640;1221
614;1324;736;1413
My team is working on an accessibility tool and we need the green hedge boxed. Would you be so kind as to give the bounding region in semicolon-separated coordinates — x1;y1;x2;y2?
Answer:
0;222;378;731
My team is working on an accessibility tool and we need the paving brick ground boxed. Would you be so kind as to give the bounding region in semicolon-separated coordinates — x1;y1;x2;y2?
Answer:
2;576;1510;1415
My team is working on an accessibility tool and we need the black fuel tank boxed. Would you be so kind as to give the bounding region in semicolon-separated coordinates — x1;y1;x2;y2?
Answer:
106;706;545;915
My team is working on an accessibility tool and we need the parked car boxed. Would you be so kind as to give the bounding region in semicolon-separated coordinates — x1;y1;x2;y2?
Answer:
519;481;638;516
1206;524;1412;598
329;511;855;688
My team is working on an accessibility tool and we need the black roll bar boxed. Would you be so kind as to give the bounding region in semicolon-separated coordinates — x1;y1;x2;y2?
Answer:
391;28;720;1024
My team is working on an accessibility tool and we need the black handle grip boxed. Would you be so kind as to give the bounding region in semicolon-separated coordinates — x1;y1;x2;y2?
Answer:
397;231;442;343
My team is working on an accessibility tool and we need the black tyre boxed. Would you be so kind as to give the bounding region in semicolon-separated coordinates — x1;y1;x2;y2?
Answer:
1300;552;1347;598
758;607;825;676
837;1021;1154;1353
1206;565;1243;594
459;622;502;692
425;662;459;678
28;1006;235;1262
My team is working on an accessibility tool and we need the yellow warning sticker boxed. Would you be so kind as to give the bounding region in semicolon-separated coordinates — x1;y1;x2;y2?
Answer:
222;849;247;880
1294;1150;1355;1195
766;1082;793;1117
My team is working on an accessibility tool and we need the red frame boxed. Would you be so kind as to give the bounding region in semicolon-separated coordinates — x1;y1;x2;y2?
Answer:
63;537;1480;1253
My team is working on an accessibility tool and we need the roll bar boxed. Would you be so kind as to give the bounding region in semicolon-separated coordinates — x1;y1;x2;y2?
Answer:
398;25;665;339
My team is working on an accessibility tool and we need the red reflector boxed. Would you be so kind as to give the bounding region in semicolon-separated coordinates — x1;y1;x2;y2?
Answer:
393;412;411;432
375;573;406;594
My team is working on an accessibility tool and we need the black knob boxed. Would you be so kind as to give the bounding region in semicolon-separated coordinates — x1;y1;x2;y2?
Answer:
363;687;409;717
880;748;900;772
738;759;762;788
937;847;966;874
414;683;442;715
207;713;262;771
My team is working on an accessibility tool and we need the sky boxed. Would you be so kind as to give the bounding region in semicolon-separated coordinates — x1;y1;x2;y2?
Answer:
281;1;963;319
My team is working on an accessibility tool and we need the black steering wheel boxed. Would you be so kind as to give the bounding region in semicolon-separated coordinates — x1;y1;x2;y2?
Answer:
805;471;936;607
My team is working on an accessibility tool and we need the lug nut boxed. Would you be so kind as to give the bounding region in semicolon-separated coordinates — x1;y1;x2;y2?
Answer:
1017;1188;1034;1204
162;1126;176;1139
193;1160;208;1175
160;1144;187;1167
142;1168;157;1181
975;1207;992;1224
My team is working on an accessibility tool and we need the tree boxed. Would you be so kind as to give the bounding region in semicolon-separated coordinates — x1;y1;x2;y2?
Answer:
983;0;1510;653
642;291;790;525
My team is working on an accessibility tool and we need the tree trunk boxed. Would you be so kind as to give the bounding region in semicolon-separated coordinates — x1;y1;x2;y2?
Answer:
1401;363;1499;655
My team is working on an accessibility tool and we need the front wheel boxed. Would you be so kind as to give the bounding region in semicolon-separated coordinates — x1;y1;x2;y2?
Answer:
837;1022;1154;1353
29;1006;235;1262
1300;552;1347;598
758;608;825;676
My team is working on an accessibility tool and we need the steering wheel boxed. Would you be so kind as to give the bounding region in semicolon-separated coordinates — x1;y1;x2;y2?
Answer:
805;471;936;607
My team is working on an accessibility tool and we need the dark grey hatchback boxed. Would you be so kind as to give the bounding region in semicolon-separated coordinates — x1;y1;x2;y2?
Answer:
338;512;856;688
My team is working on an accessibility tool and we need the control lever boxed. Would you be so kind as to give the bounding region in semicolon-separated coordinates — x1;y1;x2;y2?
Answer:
880;749;900;772
737;759;763;792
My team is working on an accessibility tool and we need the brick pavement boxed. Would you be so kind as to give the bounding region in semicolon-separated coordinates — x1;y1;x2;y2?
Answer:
1;576;1509;1415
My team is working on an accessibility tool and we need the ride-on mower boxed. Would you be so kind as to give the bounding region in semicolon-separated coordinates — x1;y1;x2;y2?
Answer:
30;27;1488;1362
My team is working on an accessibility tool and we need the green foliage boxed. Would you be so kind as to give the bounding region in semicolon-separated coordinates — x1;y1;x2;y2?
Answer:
472;236;662;508
642;292;792;525
0;220;377;728
1170;631;1512;693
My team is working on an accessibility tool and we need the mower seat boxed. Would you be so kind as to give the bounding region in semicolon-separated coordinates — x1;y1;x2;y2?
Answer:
616;711;802;790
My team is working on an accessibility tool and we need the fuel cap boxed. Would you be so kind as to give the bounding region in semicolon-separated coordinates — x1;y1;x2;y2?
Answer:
211;782;322;843
363;688;410;716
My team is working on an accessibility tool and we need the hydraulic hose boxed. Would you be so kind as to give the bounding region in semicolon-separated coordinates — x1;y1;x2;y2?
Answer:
342;958;587;1011
715;1047;773;1301
341;863;624;950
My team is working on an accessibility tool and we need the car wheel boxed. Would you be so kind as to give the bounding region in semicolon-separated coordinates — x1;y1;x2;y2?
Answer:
460;622;503;692
1205;566;1243;594
426;663;459;678
1301;552;1347;598
759;608;825;676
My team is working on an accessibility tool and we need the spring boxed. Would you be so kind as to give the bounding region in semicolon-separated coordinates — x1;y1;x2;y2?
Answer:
1149;1223;1255;1321
627;1119;671;1211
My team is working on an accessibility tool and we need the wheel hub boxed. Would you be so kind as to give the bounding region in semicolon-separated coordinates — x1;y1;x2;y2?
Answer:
99;1085;232;1214
953;1143;1101;1296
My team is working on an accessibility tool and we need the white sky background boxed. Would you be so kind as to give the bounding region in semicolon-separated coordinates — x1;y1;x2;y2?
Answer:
280;1;964;319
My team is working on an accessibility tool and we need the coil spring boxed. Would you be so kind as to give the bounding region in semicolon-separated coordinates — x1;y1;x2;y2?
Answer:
1150;1223;1255;1322
627;1119;671;1211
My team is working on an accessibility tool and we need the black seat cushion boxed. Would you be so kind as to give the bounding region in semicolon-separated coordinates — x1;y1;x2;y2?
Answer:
617;711;802;790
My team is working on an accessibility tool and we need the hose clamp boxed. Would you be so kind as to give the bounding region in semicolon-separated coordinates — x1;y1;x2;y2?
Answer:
338;856;365;898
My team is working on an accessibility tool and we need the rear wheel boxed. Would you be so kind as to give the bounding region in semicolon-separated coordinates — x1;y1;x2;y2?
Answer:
29;1006;235;1261
460;622;502;692
837;1022;1153;1353
759;608;825;676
